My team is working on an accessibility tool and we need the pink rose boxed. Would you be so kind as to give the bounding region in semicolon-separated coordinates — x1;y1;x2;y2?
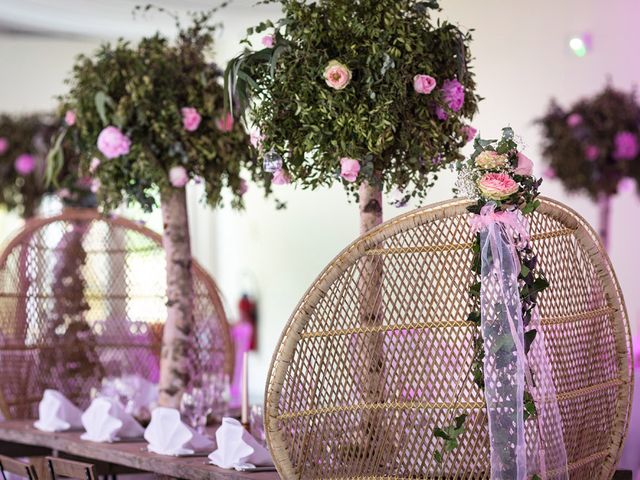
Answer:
14;154;36;175
584;145;600;161
477;172;519;200
543;167;556;179
181;107;202;132
97;126;131;159
323;60;352;90
215;112;234;132
65;110;76;126
272;169;291;185
475;150;508;170
461;125;477;143
566;113;583;127
89;157;101;174
514;152;534;176
0;137;8;155
618;177;636;193
169;166;189;188
90;178;101;193
340;157;360;182
239;178;248;195
250;127;264;149
413;74;436;94
261;35;275;48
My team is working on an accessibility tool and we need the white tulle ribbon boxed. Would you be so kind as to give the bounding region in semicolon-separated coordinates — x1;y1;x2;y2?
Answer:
470;202;568;480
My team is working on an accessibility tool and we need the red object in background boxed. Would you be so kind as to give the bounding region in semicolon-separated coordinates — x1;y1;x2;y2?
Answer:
238;293;258;350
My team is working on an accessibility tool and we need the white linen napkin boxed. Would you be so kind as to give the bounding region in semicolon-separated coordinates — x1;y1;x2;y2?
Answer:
80;397;145;442
33;390;83;432
144;407;214;456
208;417;273;469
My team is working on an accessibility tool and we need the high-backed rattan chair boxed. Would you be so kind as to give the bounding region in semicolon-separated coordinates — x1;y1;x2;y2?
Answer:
0;208;233;419
266;197;633;480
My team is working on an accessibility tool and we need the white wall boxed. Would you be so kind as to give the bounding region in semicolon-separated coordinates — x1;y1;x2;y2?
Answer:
0;0;638;402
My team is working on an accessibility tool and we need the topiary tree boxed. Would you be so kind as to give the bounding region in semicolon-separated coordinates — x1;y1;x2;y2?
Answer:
50;11;268;408
538;85;640;250
0;114;57;219
227;0;480;233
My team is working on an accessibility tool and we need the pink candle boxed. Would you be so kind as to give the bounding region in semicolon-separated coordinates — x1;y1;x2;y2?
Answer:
241;351;249;426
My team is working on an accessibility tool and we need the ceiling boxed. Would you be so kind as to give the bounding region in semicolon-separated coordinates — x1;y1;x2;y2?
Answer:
0;0;279;40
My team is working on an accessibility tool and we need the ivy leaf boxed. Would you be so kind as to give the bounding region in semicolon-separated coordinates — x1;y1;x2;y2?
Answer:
94;91;113;126
524;329;537;354
433;427;450;440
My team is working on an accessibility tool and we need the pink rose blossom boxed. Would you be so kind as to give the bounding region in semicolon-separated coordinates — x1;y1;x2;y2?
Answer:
477;172;519;200
97;126;131;159
584;145;600;161
475;150;508;170
261;35;275;48
323;60;352;90
613;131;639;160
215;112;234;132
90;178;101;193
89;157;101;174
514;152;534;176
169;166;189;188
65;110;76;126
435;106;448;121
461;125;477;143
618;177;636;193
340;157;360;182
543;167;556;179
0;137;8;155
14;154;36;175
413;74;436;95
442;78;465;112
239;178;248;195
250;127;265;149
181;107;202;132
272;169;291;185
566;113;583;127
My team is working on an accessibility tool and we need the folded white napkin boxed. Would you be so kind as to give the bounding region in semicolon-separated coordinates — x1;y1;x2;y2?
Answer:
208;417;273;469
144;407;214;456
100;375;158;418
80;397;145;443
33;390;83;432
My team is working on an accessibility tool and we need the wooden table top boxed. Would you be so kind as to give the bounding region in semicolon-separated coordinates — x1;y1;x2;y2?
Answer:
0;420;280;480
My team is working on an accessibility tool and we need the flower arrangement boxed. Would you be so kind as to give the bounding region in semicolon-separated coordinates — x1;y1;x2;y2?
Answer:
50;10;263;408
444;128;554;478
51;10;265;213
0;114;56;218
227;0;480;231
538;85;640;248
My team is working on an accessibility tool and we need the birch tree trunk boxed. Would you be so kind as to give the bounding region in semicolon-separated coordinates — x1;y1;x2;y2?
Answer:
158;188;195;408
597;192;611;251
357;179;386;466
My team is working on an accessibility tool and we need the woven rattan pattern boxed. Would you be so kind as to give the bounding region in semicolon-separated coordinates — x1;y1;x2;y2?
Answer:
265;197;632;480
0;208;233;419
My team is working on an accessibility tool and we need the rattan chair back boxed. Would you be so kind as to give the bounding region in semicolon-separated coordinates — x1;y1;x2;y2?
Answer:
0;208;233;419
265;197;633;480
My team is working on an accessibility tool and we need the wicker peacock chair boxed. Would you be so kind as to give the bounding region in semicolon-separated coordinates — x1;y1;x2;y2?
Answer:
0;208;233;419
265;197;633;480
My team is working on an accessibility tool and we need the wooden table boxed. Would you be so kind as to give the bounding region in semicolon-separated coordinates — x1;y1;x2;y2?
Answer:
0;420;280;480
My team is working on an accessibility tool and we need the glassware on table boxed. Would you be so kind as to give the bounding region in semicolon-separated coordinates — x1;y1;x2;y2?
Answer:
249;404;266;446
202;372;231;421
180;387;207;434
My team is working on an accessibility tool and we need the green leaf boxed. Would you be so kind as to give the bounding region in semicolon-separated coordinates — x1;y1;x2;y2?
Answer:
94;91;113;126
433;427;450;440
520;264;530;277
524;329;537;354
434;451;443;463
